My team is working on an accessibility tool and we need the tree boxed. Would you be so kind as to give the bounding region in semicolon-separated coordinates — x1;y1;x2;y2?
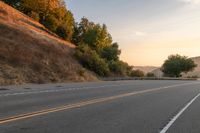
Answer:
101;43;121;61
161;54;197;77
72;17;95;45
73;17;131;77
109;61;133;76
72;18;112;52
5;0;75;41
20;0;60;21
75;44;110;76
2;0;21;9
53;8;75;40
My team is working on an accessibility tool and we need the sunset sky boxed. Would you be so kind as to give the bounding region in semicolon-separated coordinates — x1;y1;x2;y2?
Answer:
66;0;200;66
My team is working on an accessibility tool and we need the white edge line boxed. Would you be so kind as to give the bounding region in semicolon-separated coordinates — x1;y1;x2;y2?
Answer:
160;92;200;133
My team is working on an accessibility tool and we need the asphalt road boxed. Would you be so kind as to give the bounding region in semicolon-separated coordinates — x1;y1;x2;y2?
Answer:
0;80;200;133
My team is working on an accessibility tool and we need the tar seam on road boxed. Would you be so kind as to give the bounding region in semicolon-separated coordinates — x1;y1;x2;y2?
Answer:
159;92;200;133
0;82;198;125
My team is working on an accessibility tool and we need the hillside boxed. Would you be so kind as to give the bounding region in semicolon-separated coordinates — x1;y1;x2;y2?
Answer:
151;56;200;78
182;56;200;78
0;2;97;85
133;66;158;74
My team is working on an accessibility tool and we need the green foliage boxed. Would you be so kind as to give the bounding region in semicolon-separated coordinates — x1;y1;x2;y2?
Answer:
109;61;133;76
43;14;60;32
146;72;155;77
130;70;145;77
3;0;75;41
53;8;75;40
72;18;132;76
73;18;132;77
101;43;121;61
162;54;197;77
72;18;112;52
75;44;110;76
72;18;94;45
2;0;21;9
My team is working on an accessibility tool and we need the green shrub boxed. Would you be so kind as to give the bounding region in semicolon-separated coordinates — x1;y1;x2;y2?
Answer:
130;70;145;77
75;44;110;76
146;72;155;77
109;61;132;76
43;14;60;32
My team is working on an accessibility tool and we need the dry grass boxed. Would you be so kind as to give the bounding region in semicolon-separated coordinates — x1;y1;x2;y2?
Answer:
0;2;97;85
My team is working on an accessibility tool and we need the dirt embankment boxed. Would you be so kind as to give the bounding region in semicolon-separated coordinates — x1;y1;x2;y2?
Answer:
0;1;97;85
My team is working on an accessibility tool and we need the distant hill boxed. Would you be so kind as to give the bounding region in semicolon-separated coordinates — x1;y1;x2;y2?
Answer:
151;56;200;78
0;2;97;85
133;66;158;74
182;56;200;78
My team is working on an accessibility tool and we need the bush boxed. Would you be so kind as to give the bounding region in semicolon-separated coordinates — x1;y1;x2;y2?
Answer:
56;25;68;39
130;70;144;77
109;61;132;76
28;11;40;22
187;75;198;78
146;72;155;77
77;69;86;77
43;14;60;32
75;44;110;76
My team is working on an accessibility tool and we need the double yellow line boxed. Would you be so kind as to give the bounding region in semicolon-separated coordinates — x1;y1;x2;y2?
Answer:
0;82;196;125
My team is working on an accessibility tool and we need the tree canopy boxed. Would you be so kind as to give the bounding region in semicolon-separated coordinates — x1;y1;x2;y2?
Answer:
162;54;197;77
72;18;112;52
3;0;75;41
73;18;135;76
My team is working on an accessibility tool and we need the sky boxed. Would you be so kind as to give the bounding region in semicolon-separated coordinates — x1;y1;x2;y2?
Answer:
66;0;200;66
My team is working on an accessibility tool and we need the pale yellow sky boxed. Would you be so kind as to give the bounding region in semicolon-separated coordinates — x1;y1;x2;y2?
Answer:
120;38;200;66
113;0;200;66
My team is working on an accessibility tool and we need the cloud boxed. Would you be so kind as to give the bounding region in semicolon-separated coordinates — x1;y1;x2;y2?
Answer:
135;31;147;36
180;0;200;4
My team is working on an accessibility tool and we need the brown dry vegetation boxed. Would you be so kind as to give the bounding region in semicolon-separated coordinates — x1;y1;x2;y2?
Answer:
0;1;97;85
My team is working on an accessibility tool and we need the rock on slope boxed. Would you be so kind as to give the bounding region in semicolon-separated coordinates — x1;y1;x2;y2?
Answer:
0;1;97;85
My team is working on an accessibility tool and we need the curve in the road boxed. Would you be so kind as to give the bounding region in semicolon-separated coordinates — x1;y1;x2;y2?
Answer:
0;82;197;125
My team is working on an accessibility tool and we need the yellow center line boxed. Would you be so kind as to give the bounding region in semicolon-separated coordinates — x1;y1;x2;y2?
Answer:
0;82;197;125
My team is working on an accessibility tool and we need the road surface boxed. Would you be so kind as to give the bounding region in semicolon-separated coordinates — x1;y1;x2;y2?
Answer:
0;80;200;133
